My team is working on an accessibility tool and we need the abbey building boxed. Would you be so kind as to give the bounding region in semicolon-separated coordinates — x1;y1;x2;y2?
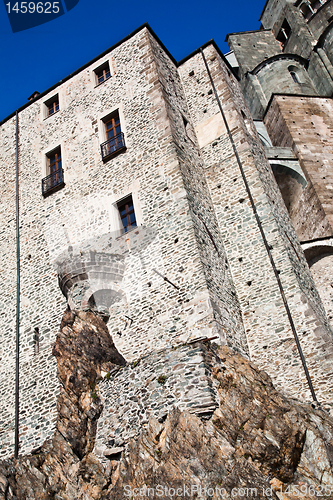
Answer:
0;0;332;458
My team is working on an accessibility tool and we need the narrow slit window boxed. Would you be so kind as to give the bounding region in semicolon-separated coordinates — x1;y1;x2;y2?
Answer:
290;71;299;83
34;327;40;355
288;65;301;84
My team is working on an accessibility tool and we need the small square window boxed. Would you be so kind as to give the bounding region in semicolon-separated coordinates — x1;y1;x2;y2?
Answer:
95;62;111;85
117;195;137;233
42;146;64;196
45;95;59;117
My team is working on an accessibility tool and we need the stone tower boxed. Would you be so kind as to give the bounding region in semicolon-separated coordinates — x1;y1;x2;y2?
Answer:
0;5;333;458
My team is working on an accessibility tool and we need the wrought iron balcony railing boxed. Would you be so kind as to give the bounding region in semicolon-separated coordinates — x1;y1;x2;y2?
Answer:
42;167;64;196
100;132;126;161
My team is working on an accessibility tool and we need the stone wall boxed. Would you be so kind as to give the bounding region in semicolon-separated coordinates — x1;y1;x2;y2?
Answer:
264;95;333;240
226;31;281;77
1;16;333;461
148;33;247;355
302;238;333;324
0;27;246;459
94;340;220;463
178;44;333;410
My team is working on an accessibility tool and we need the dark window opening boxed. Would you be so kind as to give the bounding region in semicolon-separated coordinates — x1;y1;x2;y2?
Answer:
277;20;292;49
95;62;111;85
45;95;59;117
288;65;302;83
42;146;64;196
100;110;126;161
290;71;300;83
300;2;314;19
310;0;324;10
117;195;137;233
34;327;40;355
300;0;325;18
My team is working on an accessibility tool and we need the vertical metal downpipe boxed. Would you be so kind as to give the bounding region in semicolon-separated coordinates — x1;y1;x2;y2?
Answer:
200;48;319;404
15;110;20;458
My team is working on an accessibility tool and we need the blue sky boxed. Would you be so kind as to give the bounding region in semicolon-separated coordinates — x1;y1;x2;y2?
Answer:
0;0;264;121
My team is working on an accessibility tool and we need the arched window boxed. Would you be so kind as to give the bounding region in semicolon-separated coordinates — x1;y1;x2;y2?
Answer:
288;65;301;84
290;71;299;83
300;2;314;20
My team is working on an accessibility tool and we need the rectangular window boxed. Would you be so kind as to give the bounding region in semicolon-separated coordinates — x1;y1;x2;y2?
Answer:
100;110;126;161
48;148;62;173
42;146;64;196
105;112;121;140
117;195;137;233
95;62;111;85
45;95;59;117
277;20;291;49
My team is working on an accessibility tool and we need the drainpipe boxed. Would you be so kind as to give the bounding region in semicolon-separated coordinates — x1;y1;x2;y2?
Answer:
14;110;20;458
200;48;319;404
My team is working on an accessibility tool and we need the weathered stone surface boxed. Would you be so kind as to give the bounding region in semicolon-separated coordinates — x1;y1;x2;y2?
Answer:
53;309;126;459
178;46;333;410
0;312;332;500
2;14;333;459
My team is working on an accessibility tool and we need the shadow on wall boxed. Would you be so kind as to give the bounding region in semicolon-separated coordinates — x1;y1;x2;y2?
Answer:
270;163;307;212
303;244;333;322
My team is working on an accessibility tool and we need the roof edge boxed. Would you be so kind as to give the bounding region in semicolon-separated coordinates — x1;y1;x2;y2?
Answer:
177;39;240;80
259;0;270;21
0;23;178;127
250;52;309;75
225;28;270;42
263;92;331;119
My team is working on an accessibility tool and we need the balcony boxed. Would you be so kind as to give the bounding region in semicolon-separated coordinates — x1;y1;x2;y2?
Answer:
42;167;64;197
100;132;126;162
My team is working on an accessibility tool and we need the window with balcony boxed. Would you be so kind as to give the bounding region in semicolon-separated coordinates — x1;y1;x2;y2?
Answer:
42;147;64;196
45;95;59;117
100;110;126;161
117;195;137;233
95;61;111;85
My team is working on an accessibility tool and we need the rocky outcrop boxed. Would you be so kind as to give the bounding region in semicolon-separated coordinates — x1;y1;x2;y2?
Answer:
0;310;332;499
53;309;126;459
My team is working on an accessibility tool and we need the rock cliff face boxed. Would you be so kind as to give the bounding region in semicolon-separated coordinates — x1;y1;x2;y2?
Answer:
0;309;332;500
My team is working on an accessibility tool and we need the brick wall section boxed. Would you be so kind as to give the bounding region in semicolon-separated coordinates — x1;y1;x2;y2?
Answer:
178;44;333;410
264;95;333;240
